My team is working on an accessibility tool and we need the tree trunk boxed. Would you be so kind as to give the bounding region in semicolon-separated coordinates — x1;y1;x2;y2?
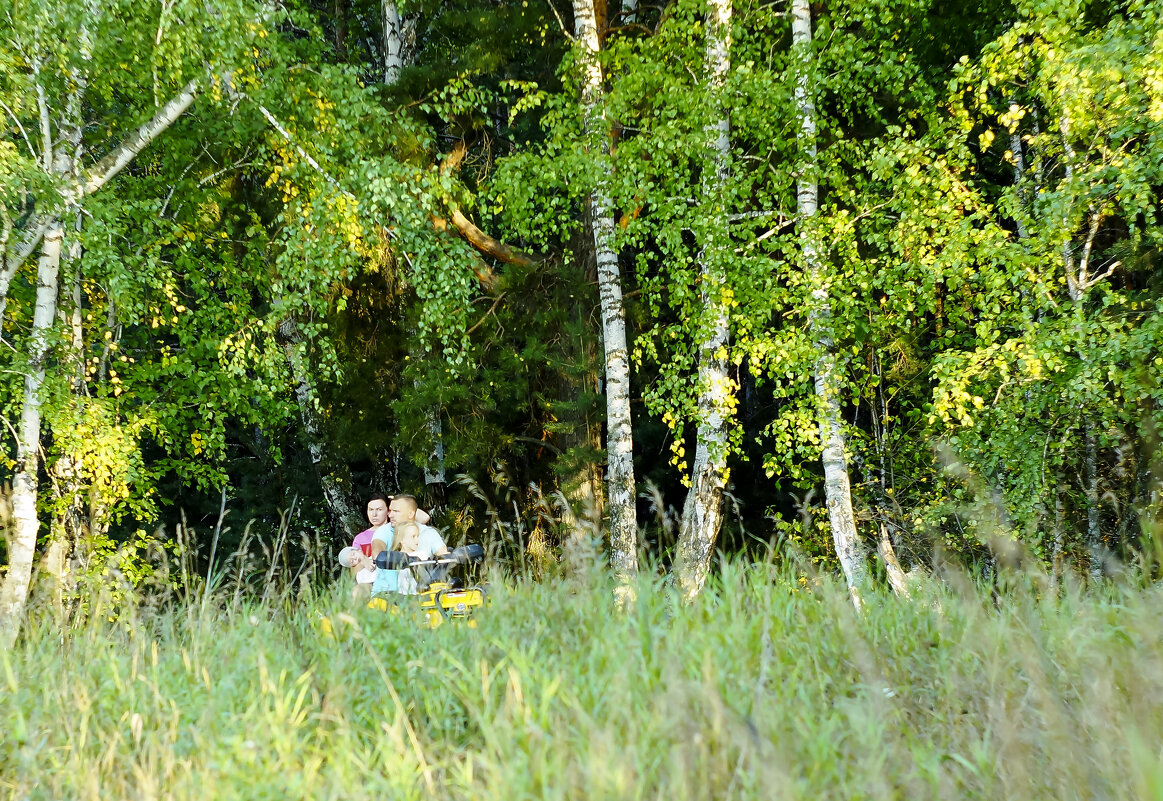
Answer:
382;0;405;84
674;0;733;600
277;318;366;540
48;212;89;600
0;63;197;646
334;0;348;61
572;0;638;586
1050;480;1066;591
877;523;910;598
1085;428;1103;579
0;217;63;649
792;0;866;611
420;384;447;509
1058;113;1106;581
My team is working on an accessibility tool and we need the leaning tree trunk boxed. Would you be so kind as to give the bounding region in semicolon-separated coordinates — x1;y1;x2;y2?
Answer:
674;0;734;600
792;0;867;611
572;0;638;586
876;523;910;599
277;318;366;540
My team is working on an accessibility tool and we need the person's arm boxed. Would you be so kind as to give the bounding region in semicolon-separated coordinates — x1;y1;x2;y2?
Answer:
416;508;431;526
423;526;450;556
370;524;392;558
349;553;373;579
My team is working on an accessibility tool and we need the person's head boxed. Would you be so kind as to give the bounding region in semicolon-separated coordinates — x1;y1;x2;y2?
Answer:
390;521;421;552
366;494;390;528
388;494;419;525
338;546;361;568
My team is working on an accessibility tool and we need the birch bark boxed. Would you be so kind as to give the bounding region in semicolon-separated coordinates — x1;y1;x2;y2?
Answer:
0;218;64;648
418;370;447;508
877;523;910;599
383;0;406;84
0;74;202;647
674;0;733;600
1058;113;1104;580
792;0;866;611
572;0;638;583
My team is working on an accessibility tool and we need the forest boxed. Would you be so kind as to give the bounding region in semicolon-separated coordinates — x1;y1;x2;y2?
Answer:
1;0;1163;796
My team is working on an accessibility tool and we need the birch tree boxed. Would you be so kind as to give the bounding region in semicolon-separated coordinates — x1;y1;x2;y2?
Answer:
571;0;639;584
673;0;734;599
927;0;1163;569
792;0;866;610
0;0;237;645
382;0;408;84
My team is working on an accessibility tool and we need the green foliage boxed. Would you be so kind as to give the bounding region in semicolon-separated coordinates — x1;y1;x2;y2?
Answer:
5;562;1163;799
916;0;1163;551
4;0;1162;588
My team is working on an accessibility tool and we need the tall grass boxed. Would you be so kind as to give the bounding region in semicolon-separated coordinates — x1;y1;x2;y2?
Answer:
3;558;1163;800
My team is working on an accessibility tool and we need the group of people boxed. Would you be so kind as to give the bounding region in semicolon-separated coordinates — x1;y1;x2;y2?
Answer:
336;493;449;596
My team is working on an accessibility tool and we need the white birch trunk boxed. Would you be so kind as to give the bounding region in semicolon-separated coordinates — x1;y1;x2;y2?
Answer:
793;0;866;611
48;212;88;603
675;0;733;600
572;0;638;584
1059;114;1104;580
0;44;197;645
423;410;447;486
382;0;405;84
877;523;910;599
417;370;447;505
0;217;63;649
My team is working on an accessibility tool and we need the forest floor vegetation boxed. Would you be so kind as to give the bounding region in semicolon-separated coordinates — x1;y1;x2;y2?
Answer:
2;557;1162;800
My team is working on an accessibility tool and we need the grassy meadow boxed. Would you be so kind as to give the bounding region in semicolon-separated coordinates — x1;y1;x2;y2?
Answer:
3;559;1163;801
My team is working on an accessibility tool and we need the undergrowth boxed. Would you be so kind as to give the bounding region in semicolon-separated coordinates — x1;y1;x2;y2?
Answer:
3;560;1163;800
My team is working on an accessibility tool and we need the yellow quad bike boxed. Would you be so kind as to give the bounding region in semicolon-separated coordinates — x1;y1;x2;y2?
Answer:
368;544;487;628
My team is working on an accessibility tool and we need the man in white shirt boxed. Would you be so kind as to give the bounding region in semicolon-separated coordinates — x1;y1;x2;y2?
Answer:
351;493;431;556
370;494;448;594
369;494;448;559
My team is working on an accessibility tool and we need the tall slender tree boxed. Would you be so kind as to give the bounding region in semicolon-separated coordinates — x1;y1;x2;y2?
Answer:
792;0;866;610
571;0;638;585
673;0;734;599
0;1;210;644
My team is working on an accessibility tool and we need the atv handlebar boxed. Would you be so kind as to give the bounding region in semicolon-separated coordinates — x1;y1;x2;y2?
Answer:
375;544;485;571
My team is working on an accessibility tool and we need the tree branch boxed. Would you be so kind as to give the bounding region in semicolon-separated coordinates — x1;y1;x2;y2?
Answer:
440;139;468;176
1077;207;1102;288
0;213;51;304
436;141;542;275
254;101;357;200
34;63;53;172
0;98;36;161
465;292;506;335
81;78;200;196
448;209;540;269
